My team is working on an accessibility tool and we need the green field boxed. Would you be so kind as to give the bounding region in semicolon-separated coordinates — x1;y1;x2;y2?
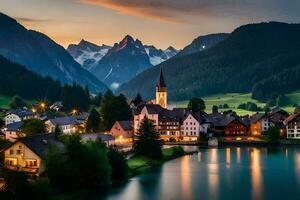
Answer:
0;96;10;109
171;90;300;115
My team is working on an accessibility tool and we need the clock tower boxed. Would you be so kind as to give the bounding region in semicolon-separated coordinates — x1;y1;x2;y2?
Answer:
156;68;167;109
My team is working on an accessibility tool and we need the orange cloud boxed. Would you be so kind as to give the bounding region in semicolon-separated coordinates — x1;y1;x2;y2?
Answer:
80;0;202;23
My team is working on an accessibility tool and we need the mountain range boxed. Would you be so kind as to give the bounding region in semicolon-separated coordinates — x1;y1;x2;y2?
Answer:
0;12;107;93
119;22;300;102
67;35;178;89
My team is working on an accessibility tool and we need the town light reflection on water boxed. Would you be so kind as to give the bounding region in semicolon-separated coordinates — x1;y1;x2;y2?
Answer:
208;148;219;199
236;147;241;163
295;152;300;185
180;155;192;199
250;148;263;200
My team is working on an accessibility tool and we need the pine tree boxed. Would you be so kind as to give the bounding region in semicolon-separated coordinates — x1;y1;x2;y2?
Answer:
133;118;162;160
85;108;101;133
132;93;143;106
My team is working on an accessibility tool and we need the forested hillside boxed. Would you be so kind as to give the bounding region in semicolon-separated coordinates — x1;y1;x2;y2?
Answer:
0;56;92;111
120;22;300;102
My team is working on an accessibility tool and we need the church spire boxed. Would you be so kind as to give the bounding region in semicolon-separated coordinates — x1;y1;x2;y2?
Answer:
157;68;166;88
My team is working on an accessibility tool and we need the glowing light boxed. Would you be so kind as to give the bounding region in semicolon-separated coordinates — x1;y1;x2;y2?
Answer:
39;102;46;110
31;108;37;113
71;109;78;115
236;137;242;141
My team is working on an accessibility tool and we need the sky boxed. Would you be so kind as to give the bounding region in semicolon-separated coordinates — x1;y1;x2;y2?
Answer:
1;0;300;49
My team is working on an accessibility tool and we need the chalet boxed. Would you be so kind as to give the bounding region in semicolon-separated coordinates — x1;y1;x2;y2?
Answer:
212;116;249;136
110;120;133;143
5;109;36;125
284;112;300;139
3;133;63;175
45;116;80;134
81;133;115;146
3;121;24;142
181;112;210;141
268;107;289;136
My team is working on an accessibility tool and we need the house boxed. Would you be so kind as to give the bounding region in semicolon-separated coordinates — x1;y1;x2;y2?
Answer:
181;112;210;141
250;113;269;136
110;120;133;143
268;107;289;136
3;121;24;142
45;116;80;134
212;116;249;136
2;133;63;175
284;112;300;139
134;104;188;141
81;133;115;146
5;109;36;125
49;101;63;111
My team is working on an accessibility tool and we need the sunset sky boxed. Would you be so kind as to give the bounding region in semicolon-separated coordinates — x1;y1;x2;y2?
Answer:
1;0;300;49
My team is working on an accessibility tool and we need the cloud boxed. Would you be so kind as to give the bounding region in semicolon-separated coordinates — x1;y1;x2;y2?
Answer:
15;17;53;23
80;0;214;23
79;0;300;24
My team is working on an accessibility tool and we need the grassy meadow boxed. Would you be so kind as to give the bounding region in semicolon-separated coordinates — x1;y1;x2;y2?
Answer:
171;90;300;115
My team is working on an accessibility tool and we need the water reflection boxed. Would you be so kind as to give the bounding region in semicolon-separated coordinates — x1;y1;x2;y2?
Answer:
236;147;241;163
250;148;264;200
208;148;219;199
226;148;231;168
181;155;192;199
295;152;300;185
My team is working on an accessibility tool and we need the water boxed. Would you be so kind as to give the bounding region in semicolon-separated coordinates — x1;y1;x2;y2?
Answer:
104;147;300;200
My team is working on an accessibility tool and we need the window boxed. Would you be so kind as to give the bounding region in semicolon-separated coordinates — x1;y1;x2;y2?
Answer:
9;149;13;155
17;150;22;155
26;160;37;167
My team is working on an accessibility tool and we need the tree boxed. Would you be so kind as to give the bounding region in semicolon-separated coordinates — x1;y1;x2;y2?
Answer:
21;119;46;135
223;104;229;109
277;95;290;107
187;97;205;113
132;93;143;106
108;147;128;181
46;135;112;191
9;95;27;109
265;126;281;142
85;108;101;133
101;92;132;130
212;105;218;113
133;118;162;160
54;125;63;139
91;92;102;107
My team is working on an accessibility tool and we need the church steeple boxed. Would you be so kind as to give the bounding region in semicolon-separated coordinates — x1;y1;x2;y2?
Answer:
157;68;166;88
156;68;167;108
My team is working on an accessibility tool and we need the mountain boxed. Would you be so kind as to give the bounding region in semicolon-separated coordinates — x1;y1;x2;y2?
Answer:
164;46;179;59
67;40;111;70
67;36;178;89
177;33;229;57
89;35;153;90
119;22;300;102
0;12;107;93
144;45;178;66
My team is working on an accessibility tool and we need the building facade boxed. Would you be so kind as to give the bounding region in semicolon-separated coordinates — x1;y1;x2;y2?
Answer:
284;112;300;139
155;68;167;109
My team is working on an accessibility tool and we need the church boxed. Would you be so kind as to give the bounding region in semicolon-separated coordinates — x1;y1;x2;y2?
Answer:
133;68;189;141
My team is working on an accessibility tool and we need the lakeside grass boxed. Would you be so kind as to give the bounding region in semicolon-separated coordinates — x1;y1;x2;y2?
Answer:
171;91;300;115
127;146;185;177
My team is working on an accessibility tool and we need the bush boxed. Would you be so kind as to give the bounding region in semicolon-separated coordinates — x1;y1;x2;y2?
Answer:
264;126;281;142
9;95;27;109
108;147;128;181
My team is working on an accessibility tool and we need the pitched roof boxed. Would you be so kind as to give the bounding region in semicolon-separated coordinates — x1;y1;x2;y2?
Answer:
7;109;34;117
48;116;78;126
81;133;115;142
6;121;23;131
118;120;133;131
157;68;166;88
250;113;266;123
18;133;64;159
284;112;300;125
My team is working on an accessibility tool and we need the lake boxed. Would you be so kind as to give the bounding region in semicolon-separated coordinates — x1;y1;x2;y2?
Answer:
103;146;300;200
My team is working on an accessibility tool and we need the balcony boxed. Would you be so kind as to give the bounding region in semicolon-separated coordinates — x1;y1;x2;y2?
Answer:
5;165;39;174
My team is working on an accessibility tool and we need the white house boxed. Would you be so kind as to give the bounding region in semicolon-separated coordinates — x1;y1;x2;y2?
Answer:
5;109;36;125
284;112;300;139
45;116;79;134
181;112;210;141
3;121;25;142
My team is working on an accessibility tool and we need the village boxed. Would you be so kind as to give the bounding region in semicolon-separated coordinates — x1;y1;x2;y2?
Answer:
0;69;300;178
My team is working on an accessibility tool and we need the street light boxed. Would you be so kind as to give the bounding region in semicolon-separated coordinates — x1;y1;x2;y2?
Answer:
71;109;78;116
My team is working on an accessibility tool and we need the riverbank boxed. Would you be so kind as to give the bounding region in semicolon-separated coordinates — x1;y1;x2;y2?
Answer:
127;146;185;177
